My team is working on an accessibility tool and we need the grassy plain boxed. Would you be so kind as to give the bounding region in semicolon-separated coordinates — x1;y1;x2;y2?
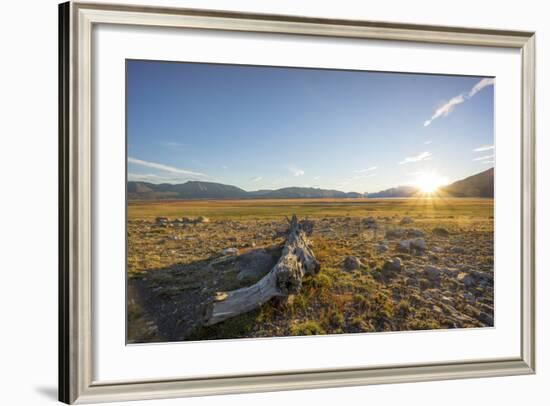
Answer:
127;197;494;343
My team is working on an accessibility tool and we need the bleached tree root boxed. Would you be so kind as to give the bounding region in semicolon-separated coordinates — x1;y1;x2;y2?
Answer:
204;215;320;326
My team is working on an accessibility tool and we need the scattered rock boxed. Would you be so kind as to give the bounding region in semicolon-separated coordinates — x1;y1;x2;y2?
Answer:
222;247;239;256
470;270;493;283
397;238;426;253
343;256;362;271
363;217;378;229
405;228;426;238
410;238;426;251
385;228;406;239
400;217;413;225
155;216;169;225
458;272;475;287
424;265;441;281
396;240;411;252
441;296;454;306
375;243;388;253
432;246;444;253
196;216;210;223
299;219;315;235
433;227;450;237
477;312;494;326
383;257;402;273
442;268;459;277
450;246;465;254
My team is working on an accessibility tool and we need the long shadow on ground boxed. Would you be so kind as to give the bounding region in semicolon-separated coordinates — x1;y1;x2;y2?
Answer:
128;244;283;343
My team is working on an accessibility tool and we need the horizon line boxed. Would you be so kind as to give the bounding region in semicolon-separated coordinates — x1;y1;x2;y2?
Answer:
127;166;494;195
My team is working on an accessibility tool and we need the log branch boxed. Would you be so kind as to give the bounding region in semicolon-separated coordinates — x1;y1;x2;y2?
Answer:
204;215;320;326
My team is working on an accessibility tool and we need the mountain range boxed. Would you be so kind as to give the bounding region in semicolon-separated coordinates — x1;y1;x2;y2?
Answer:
369;168;494;198
127;168;494;200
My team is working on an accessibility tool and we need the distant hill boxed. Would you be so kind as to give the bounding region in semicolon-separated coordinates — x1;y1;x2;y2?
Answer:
127;181;364;200
367;168;494;198
441;168;494;197
367;185;419;198
127;168;494;200
254;187;362;199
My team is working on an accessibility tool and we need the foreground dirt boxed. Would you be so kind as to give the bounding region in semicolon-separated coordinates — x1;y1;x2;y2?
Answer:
127;198;494;343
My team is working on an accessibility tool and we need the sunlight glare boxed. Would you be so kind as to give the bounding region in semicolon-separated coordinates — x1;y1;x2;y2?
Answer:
413;172;449;194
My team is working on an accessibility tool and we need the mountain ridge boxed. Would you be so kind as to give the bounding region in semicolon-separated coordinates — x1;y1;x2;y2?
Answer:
367;168;494;198
127;168;494;200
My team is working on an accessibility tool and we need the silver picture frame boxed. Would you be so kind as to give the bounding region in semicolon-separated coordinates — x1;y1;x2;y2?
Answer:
59;1;536;403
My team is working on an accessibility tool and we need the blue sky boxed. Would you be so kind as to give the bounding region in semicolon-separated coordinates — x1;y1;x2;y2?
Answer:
127;60;494;193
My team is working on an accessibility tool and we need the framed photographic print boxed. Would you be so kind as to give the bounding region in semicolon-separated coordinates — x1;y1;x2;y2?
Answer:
59;1;536;404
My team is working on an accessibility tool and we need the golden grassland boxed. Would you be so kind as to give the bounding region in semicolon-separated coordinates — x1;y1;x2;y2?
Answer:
128;197;493;221
127;197;494;343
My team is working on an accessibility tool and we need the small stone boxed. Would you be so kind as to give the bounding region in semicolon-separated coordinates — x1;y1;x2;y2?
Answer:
222;247;239;256
383;257;402;272
463;291;476;303
363;217;378;229
425;265;441;280
385;228;406;239
443;268;459;277
478;312;494;326
441;296;454;306
400;217;413;225
397;240;411;252
458;272;475;287
406;228;425;238
433;227;450;237
397;238;426;253
410;238;426;251
375;243;388;253
451;246;465;254
343;256;362;271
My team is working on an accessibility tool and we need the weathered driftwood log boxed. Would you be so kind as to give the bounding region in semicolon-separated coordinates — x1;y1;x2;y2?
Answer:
204;215;320;326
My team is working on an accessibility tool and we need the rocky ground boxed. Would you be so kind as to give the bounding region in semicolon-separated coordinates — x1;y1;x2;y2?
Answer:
127;204;494;343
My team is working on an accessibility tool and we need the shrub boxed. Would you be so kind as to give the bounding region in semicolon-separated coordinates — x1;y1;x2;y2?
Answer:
328;310;345;329
312;273;333;289
289;321;326;336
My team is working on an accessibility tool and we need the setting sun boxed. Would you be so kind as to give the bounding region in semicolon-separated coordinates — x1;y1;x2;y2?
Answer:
413;172;449;194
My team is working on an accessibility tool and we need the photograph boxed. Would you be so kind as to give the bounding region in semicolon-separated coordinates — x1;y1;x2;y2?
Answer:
126;59;495;343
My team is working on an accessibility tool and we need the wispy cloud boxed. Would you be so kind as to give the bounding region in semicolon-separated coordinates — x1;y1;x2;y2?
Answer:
424;140;432;145
469;78;495;97
473;154;494;161
354;166;377;173
128;157;207;177
424;94;465;127
399;151;432;165
250;176;263;182
128;172;196;183
424;78;495;126
288;165;305;177
473;144;494;152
